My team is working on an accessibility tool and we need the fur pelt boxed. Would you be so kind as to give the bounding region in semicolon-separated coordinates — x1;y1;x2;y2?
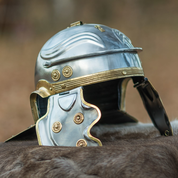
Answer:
1;121;178;178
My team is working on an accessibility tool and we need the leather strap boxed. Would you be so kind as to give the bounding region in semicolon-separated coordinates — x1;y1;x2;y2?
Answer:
133;77;173;136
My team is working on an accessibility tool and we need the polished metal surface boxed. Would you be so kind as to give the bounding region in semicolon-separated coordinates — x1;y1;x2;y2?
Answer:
36;87;102;146
35;23;143;86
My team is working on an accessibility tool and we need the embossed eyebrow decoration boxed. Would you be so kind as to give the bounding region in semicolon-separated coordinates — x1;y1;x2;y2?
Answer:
43;48;142;68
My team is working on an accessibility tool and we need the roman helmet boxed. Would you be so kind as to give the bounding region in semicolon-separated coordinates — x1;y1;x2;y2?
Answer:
28;21;172;147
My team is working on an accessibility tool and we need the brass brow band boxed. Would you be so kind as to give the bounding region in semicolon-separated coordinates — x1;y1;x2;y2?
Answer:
36;67;144;95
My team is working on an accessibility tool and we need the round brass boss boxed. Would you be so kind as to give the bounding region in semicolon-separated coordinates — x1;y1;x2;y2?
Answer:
62;66;73;78
51;69;60;81
74;113;84;124
122;71;127;75
76;139;87;147
52;121;62;133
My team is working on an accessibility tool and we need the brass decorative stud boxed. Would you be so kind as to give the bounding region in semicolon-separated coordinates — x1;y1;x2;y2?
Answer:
70;21;83;27
94;25;105;32
74;113;84;124
76;139;87;147
164;130;169;136
51;69;60;81
62;66;73;78
122;71;127;75
60;84;66;89
52;121;62;133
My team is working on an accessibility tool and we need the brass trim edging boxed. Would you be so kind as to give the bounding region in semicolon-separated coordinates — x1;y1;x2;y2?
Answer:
37;67;144;95
30;88;51;123
80;88;102;146
31;67;143;123
35;99;51;145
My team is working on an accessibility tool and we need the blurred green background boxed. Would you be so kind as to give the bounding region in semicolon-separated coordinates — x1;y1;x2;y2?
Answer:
1;0;178;141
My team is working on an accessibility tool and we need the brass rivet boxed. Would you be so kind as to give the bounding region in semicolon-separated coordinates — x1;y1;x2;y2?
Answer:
52;121;62;133
164;130;169;136
61;84;66;89
94;25;105;32
62;66;73;78
122;71;127;75
51;69;60;81
74;113;84;124
76;139;87;147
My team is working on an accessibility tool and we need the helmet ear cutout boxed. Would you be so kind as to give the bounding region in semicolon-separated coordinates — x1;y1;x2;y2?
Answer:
30;88;51;123
133;77;173;136
36;95;48;118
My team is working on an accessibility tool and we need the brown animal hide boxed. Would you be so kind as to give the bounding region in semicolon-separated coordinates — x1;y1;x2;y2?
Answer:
1;121;178;178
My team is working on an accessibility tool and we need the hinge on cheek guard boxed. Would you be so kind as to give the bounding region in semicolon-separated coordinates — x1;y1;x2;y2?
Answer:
134;77;173;136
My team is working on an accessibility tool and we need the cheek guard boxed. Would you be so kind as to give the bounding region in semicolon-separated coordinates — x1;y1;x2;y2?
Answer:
35;87;102;146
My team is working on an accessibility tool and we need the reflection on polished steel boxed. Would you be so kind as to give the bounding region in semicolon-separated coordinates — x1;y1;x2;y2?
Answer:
36;87;102;146
29;22;173;147
35;23;143;86
42;48;142;68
